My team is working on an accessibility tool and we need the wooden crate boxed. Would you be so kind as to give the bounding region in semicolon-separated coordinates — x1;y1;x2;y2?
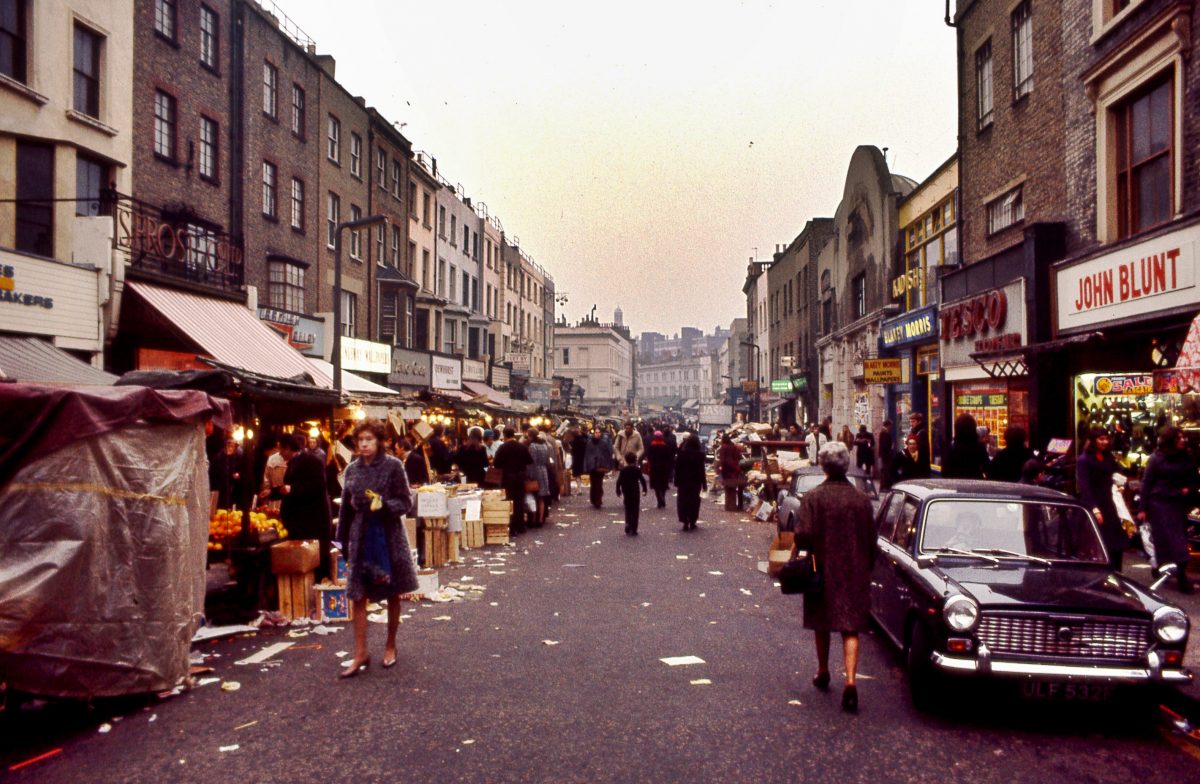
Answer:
422;528;450;568
462;518;484;549
484;522;510;546
276;571;315;620
424;515;449;530
314;583;352;622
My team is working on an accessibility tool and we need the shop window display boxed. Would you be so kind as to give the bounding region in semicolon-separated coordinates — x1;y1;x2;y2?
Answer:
1072;372;1200;469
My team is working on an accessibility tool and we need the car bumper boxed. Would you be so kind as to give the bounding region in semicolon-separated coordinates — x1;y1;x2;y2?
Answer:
931;650;1192;684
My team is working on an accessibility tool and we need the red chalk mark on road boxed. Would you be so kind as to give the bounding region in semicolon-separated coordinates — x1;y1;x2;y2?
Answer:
8;747;63;771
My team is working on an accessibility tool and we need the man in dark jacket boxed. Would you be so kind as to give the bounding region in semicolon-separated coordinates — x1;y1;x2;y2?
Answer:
397;439;430;487
279;433;334;580
988;426;1033;482
427;425;453;477
493;428;532;535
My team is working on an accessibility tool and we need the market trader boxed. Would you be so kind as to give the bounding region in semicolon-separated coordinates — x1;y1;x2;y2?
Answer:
278;433;334;581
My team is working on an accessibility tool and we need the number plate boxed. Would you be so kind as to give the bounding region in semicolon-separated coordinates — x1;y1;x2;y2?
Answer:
1019;682;1115;703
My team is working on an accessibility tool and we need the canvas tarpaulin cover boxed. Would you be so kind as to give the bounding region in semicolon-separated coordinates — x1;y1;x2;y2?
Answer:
0;384;230;697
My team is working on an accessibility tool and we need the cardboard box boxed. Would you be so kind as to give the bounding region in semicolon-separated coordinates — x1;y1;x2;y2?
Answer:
767;532;795;578
314;583;351;622
403;516;417;553
334;550;349;584
276;571;315;620
416;569;439;595
416;488;448;517
270;540;320;575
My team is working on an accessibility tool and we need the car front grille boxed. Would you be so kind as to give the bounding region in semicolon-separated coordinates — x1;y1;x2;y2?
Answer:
977;612;1151;661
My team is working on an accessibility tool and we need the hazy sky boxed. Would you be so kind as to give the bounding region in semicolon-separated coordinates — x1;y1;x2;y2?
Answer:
283;0;958;336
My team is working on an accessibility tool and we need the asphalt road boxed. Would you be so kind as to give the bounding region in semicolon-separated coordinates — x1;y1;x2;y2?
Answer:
5;481;1200;783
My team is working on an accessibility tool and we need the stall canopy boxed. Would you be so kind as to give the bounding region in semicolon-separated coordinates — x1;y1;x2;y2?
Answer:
1173;312;1200;393
307;358;400;398
126;281;331;387
0;336;118;386
463;380;514;408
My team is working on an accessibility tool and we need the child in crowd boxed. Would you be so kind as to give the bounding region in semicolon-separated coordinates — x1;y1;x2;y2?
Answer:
615;451;648;536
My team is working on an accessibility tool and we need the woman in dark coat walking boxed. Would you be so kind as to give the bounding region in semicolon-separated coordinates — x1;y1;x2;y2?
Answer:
674;434;707;531
942;413;990;479
337;420;419;678
791;441;876;712
1139;426;1198;592
645;430;674;508
716;434;745;512
1076;426;1127;571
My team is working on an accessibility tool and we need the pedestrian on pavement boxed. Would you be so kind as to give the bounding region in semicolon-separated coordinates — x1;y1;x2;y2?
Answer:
943;413;990;479
583;429;616;509
525;428;552;528
717;434;745;512
494;428;533;536
569;427;589;491
616;451;648;535
663;425;678;462
853;425;875;478
906;413;930;474
278;433;334;582
988;426;1033;482
1077;426;1127;572
646;430;674;508
789;441;876;713
483;430;500;462
839;425;855;450
804;424;827;464
1138;426;1197;593
1019;458;1046;485
210;436;244;509
541;425;566;505
877;420;895;490
614;421;645;465
452;427;490;486
337;420;419;678
893;435;930;483
674;434;707;531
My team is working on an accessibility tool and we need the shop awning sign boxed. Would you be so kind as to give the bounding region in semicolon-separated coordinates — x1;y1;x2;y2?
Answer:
770;379;792;393
863;358;903;384
431;355;462;390
389;347;430;387
1055;223;1198;334
340;337;391;375
880;306;938;349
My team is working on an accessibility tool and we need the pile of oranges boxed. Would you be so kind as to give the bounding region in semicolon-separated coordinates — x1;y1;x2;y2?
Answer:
207;509;287;550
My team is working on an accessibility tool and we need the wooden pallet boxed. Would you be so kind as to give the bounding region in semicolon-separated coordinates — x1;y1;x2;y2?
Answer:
462;518;484;549
422;528;450;568
276;571;315;620
483;522;510;546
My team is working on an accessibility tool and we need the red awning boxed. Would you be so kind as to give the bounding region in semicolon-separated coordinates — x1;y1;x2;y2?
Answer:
127;281;331;387
1171;311;1200;393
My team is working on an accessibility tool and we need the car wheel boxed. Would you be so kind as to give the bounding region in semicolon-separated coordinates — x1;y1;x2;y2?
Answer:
907;620;943;712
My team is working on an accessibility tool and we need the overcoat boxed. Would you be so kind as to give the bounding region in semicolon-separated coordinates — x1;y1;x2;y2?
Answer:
338;453;419;601
1076;449;1127;557
793;475;876;633
673;448;707;524
1140;449;1198;565
646;440;674;492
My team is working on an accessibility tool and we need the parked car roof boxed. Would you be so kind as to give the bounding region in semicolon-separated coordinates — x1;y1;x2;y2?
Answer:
890;478;1076;504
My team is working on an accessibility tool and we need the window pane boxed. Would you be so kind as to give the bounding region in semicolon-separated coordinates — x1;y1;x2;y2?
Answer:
76;155;105;216
200;6;217;66
1134;155;1171;231
1131;92;1151;161
16;141;53;256
1148;79;1171;155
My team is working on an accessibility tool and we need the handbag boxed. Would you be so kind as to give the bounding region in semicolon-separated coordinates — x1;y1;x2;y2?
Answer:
524;478;540;493
484;466;503;486
641;459;652;476
779;552;821;596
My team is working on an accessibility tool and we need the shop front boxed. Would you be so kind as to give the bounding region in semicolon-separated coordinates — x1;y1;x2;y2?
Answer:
940;279;1030;459
388;346;431;396
879;304;940;434
0;250;104;362
1052;218;1200;463
258;307;325;359
339;336;392;387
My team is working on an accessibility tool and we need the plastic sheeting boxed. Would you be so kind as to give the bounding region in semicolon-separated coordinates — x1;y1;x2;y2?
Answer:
0;422;209;698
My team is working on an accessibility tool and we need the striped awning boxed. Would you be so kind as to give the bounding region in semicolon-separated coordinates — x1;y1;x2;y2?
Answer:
0;336;117;386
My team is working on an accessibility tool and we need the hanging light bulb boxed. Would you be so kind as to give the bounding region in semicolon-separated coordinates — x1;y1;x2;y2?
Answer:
308;426;320;439
233;426;245;444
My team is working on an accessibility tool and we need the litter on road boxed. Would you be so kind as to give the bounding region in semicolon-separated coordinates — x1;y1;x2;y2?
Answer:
235;642;293;665
660;655;705;666
690;679;712;685
220;681;241;692
218;745;239;753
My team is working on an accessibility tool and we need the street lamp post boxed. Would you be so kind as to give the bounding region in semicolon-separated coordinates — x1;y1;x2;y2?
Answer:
332;214;388;397
740;338;759;423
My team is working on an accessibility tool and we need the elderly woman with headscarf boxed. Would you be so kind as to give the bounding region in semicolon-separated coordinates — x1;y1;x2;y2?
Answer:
645;430;674;508
674;433;708;530
789;441;876;713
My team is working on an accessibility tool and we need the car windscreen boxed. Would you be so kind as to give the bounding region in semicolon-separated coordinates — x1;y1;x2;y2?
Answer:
918;499;1107;564
792;474;826;495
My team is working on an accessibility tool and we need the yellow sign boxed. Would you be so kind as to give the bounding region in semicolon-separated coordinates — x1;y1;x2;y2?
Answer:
863;358;902;384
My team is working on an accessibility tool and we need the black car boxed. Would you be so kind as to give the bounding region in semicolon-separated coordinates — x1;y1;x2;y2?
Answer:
776;467;879;532
870;479;1191;708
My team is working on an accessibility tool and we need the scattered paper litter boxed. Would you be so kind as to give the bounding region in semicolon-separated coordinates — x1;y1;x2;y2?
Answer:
788;699;803;706
707;571;723;576
462;739;475;745
640;602;651;607
739;588;753;596
286;630;310;638
191;624;257;643
367;613;388;624
220;681;241;692
690;679;712;685
310;625;341;636
335;650;349;658
563;564;585;568
660;655;706;666
698;593;706;598
433;615;453;621
542;640;560;646
148;714;157;723
676;555;689;560
236;642;293;666
489;570;507;575
219;745;239;753
98;723;112;734
196;677;221;687
234;721;258;730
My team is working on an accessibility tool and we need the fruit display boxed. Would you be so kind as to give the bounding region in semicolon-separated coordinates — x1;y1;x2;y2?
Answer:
208;508;288;550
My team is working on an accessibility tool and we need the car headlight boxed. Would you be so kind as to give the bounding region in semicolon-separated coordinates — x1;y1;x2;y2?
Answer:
943;594;979;633
1153;606;1189;643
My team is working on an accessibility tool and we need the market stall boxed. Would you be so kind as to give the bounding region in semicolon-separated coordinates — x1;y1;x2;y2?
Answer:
0;383;230;698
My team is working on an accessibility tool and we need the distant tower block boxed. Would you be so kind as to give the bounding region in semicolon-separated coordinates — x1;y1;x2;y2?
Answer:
614;306;624;327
